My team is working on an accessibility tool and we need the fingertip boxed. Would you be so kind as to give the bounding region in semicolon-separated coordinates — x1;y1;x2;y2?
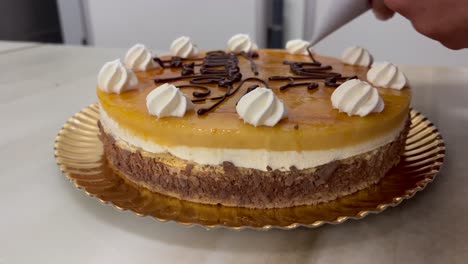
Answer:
440;41;466;50
371;0;396;20
373;9;395;20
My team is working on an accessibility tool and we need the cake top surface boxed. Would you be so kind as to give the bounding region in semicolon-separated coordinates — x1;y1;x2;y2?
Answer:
98;48;411;150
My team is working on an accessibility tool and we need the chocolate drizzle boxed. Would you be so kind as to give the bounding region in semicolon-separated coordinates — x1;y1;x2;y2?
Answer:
307;45;320;64
152;56;204;69
151;46;357;116
240;51;259;75
270;45;356;90
226;77;269;97
177;85;211;98
269;76;320;91
197;85;231;115
153;57;165;68
325;75;358;87
194;77;270;112
283;54;339;79
181;62;195;76
156;51;241;86
154;51;266;115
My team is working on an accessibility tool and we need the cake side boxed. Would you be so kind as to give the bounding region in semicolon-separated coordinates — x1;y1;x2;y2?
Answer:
99;119;409;209
99;106;409;171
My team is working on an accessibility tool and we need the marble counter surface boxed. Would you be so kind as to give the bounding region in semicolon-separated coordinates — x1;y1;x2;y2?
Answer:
0;40;41;54
0;41;467;264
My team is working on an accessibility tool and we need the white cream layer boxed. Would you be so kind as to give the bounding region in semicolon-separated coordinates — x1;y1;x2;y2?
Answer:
100;108;406;172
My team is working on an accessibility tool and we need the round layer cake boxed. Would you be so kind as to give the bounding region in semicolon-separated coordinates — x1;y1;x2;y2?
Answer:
97;43;411;208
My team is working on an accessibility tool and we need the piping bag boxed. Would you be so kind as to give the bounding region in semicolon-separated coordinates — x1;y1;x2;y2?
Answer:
304;0;371;45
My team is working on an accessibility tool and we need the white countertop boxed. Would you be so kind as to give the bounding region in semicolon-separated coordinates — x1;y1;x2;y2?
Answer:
1;41;467;264
0;41;40;55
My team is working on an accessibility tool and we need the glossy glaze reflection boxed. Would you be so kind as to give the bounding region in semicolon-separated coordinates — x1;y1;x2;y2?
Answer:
98;50;411;150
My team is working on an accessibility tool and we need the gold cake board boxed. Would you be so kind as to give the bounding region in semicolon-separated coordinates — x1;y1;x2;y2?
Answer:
54;104;445;230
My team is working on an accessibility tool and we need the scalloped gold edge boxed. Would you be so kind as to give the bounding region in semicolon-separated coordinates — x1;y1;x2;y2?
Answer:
54;104;445;230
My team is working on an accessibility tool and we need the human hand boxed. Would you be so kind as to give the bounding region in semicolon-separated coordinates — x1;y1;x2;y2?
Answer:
370;0;468;49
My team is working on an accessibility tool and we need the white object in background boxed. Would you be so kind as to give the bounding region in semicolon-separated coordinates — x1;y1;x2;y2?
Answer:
304;0;370;45
57;0;88;44
78;0;266;49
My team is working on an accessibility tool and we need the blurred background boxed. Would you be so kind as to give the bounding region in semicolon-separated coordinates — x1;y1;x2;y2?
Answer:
1;0;467;67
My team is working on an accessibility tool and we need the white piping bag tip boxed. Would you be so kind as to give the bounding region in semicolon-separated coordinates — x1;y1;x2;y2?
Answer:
304;0;370;45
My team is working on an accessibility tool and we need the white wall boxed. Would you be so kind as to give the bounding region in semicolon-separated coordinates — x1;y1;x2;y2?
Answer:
283;0;305;42
82;0;265;51
313;12;468;67
282;1;468;68
61;0;468;67
57;0;86;45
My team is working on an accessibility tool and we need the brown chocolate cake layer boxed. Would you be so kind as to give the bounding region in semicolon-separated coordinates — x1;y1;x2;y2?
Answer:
98;120;409;209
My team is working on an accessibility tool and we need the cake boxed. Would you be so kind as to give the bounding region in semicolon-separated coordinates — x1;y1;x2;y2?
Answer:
96;35;411;209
